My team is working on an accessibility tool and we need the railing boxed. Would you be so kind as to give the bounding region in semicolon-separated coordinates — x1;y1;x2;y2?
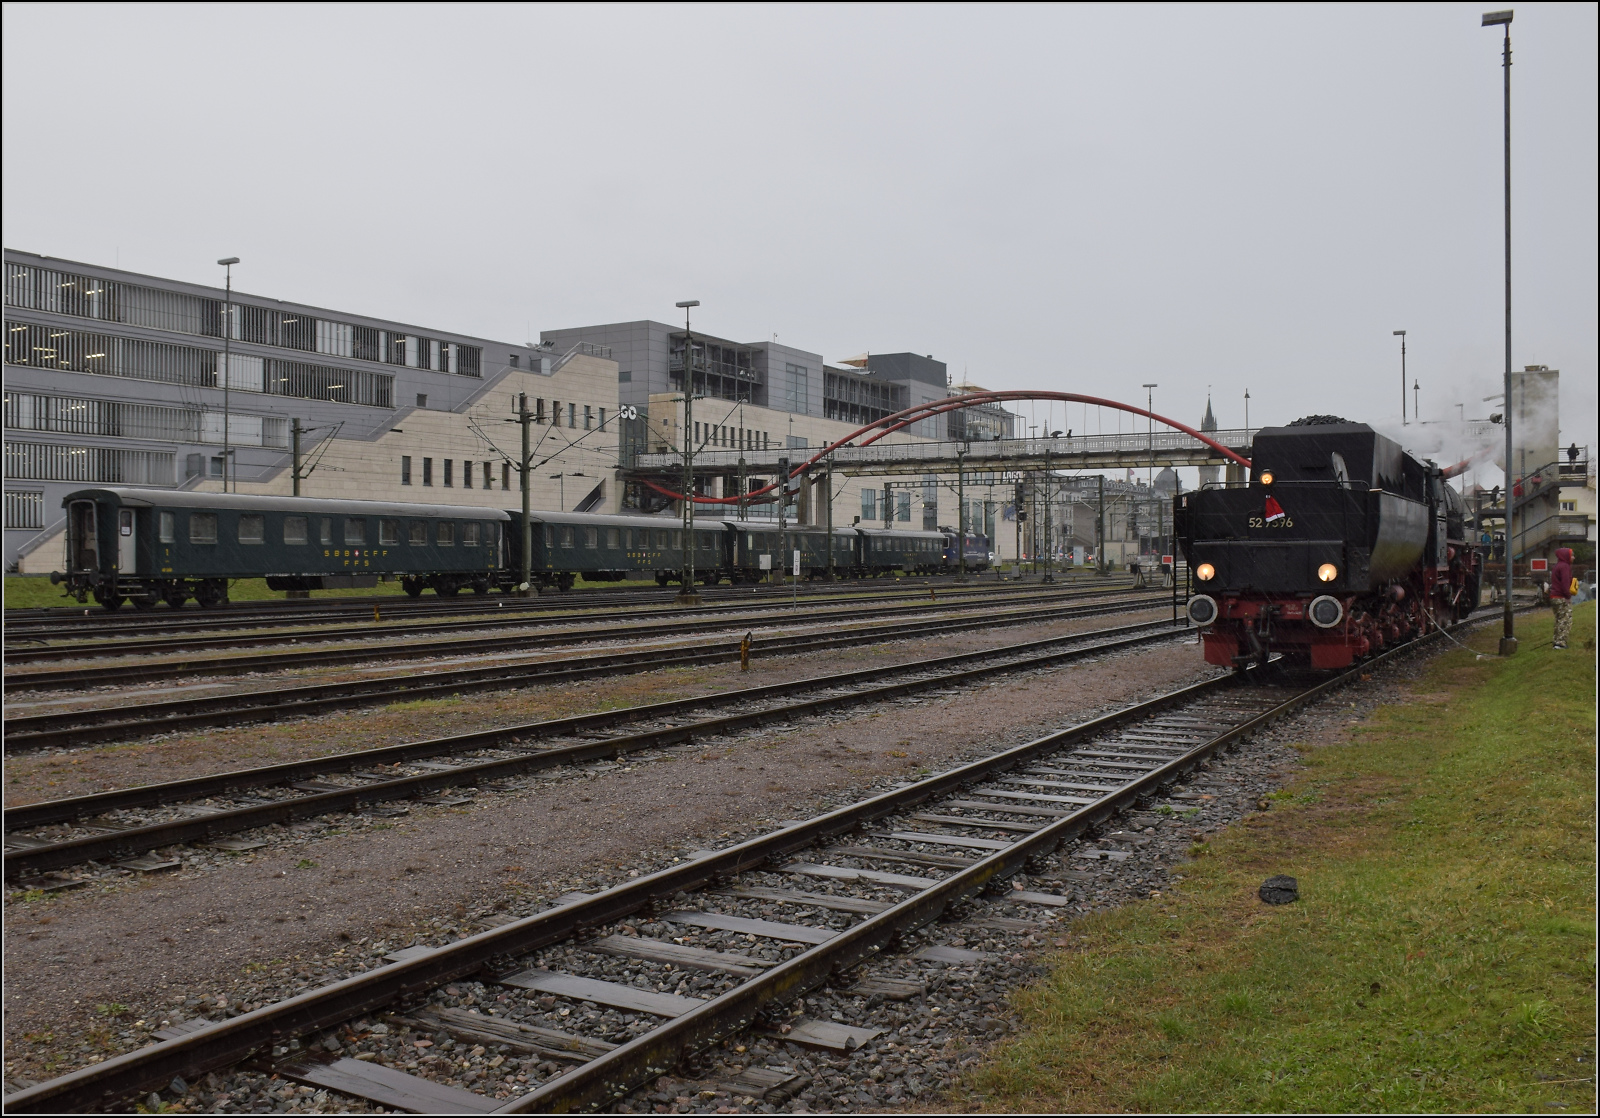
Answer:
550;341;612;374
632;429;1254;474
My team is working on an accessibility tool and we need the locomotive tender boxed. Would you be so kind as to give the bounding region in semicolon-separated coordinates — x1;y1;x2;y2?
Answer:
51;487;964;608
1174;418;1480;670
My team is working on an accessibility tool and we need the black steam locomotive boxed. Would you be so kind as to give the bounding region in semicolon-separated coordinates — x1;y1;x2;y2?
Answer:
1174;418;1480;669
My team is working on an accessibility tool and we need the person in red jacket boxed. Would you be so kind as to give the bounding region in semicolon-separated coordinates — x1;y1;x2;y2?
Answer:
1550;546;1573;650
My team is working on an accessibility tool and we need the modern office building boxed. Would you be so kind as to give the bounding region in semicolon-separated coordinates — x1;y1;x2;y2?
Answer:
4;249;621;572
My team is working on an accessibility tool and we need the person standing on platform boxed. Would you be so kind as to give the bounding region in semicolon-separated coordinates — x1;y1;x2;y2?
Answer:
1550;547;1574;650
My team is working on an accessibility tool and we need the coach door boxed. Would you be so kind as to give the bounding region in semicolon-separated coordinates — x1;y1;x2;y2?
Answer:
69;500;99;573
118;508;138;573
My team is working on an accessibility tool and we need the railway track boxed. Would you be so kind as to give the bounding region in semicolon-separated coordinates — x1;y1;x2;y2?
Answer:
6;574;1111;642
3;583;1147;668
2;618;1450;1115
3;618;1189;878
2;595;1175;749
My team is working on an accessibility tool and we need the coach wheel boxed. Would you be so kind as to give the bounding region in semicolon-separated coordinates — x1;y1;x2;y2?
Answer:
437;580;461;597
97;593;126;612
163;589;189;609
401;577;424;598
195;580;228;609
131;592;160;611
655;572;670;588
471;580;490;595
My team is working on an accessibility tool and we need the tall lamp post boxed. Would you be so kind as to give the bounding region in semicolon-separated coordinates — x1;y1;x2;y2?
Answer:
1393;330;1407;424
675;300;701;606
1483;8;1516;655
217;257;239;491
1142;383;1157;565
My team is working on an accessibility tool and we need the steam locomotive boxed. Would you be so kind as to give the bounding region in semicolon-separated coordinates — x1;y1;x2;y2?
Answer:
1174;418;1480;670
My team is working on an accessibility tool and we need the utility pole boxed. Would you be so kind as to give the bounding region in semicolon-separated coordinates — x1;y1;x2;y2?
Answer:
777;456;790;589
518;393;533;596
291;418;303;496
956;443;968;582
1483;8;1516;655
1013;481;1023;580
217;257;239;492
1042;446;1054;583
1096;474;1106;575
824;455;835;581
676;300;701;605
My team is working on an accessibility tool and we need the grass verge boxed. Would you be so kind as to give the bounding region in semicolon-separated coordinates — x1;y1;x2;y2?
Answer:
964;602;1596;1113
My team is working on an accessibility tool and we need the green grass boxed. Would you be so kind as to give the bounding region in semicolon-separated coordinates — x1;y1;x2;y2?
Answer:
966;602;1596;1113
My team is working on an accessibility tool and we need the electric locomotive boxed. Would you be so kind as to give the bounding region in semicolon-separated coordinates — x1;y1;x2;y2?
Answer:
1174;417;1480;669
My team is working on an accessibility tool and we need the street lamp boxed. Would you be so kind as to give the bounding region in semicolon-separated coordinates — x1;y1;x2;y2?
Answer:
549;471;586;510
217;257;239;492
1483;7;1516;655
1413;378;1420;423
1393;330;1407;425
1142;383;1157;566
675;300;701;606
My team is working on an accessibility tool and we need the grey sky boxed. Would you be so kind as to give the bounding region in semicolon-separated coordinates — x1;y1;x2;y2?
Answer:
4;2;1595;474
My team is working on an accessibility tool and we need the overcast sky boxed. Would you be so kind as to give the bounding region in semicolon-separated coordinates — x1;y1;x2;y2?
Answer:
4;2;1595;477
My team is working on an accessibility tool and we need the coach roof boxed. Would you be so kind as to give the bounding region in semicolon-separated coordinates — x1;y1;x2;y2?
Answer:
62;488;512;521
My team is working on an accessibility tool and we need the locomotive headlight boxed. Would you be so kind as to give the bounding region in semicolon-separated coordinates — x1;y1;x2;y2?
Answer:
1196;562;1215;581
1259;470;1274;486
1317;562;1339;582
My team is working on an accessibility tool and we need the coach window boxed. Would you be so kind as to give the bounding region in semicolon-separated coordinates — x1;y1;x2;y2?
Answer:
159;512;176;543
284;516;308;545
437;522;454;546
238;514;265;545
344;518;367;545
189;512;217;544
568;403;576;428
380;519;399;545
409;521;427;545
422;458;433;486
320;517;333;545
401;456;412;485
584;527;598;548
443;460;453;487
606;527;620;548
671;530;682;549
560;526;575;549
463;522;481;546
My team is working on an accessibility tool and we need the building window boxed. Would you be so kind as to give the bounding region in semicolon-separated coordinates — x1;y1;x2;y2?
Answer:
483;460;493;490
238;514;265;544
401;455;412;485
158;511;176;542
896;493;912;522
344;518;366;545
551;401;561;427
584;405;593;430
380;519;399;545
463;461;473;489
443;459;453;487
535;398;546;423
283;516;308;545
568;402;577;428
416;394;428;408
619;370;632;383
599;407;606;430
190;512;217;544
509;354;519;369
409;521;427;545
422;457;433;486
786;364;809;413
4;490;44;529
210;456;224;478
502;462;511;489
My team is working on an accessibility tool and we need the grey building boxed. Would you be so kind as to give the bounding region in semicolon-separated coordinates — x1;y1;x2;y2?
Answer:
541;320;968;442
4;249;552;569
